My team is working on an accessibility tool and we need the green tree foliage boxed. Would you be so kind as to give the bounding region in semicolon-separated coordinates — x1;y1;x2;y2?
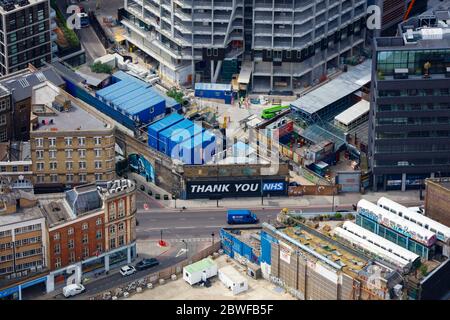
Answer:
90;62;113;74
51;0;80;48
167;88;184;104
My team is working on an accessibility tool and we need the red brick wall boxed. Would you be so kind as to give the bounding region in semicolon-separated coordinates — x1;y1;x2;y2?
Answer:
48;212;105;270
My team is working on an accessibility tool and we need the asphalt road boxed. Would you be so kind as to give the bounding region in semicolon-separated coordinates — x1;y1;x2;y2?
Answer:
78;26;107;63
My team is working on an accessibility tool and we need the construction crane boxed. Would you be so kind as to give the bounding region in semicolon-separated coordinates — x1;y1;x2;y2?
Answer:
403;0;416;21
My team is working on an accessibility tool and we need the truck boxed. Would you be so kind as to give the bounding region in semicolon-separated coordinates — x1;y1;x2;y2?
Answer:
227;210;259;224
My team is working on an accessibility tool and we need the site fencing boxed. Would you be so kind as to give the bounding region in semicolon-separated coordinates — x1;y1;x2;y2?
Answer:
89;242;222;300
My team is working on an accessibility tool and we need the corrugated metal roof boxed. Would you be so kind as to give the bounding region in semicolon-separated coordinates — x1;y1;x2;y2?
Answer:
334;100;370;126
291;59;372;115
195;82;232;91
159;119;194;139
148;113;184;132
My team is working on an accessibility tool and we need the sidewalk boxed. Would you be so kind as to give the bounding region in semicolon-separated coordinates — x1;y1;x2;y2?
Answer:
158;190;422;211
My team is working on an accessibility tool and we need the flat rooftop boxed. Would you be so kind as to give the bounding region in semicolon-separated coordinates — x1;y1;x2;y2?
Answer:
334;100;370;127
39;197;76;228
291;59;371;115
32;82;110;132
0;207;44;226
281;225;369;276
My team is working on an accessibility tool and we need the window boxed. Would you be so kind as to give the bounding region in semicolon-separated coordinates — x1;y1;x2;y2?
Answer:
118;235;125;246
53;232;60;240
82;247;89;258
12;166;17;172
79;161;86;170
96;218;102;226
68;239;74;249
95;173;103;181
94;137;102;145
82;234;88;244
65;137;72;146
110;238;116;249
23;165;29;172
35;138;43;147
36;150;44;159
94;149;102;157
68;227;74;235
50;174;58;183
37;175;45;183
118;200;125;218
66;174;74;183
78;149;86;158
118;222;125;232
69;251;75;263
0;166;5;172
79;174;87;183
54;243;61;254
66;162;73;170
96;230;102;239
82;223;88;231
49;150;56;159
109;202;116;220
49;138;56;147
65;149;73;158
109;225;116;234
55;257;61;268
94;161;102;169
96;243;103;253
50;162;57;170
78;137;85;146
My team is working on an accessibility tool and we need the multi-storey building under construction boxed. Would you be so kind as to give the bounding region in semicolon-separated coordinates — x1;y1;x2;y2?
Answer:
121;0;367;93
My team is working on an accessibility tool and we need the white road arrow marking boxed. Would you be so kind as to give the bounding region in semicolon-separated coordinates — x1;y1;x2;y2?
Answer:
175;248;188;258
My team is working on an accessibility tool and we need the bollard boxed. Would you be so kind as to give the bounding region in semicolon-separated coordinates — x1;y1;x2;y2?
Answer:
136;287;143;293
159;278;165;285
147;283;153;289
171;274;177;281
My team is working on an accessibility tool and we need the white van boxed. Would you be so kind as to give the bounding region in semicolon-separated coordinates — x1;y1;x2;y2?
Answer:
63;284;86;298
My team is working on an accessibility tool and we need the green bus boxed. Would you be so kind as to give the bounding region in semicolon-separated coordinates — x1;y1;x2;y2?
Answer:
261;105;290;119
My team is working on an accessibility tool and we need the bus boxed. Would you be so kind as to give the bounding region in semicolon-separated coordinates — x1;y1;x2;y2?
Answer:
261;105;290;119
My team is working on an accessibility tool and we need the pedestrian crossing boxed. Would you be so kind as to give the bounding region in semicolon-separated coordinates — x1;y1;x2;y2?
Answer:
164;238;214;243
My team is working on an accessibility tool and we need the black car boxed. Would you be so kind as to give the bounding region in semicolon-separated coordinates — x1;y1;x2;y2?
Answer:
135;258;159;271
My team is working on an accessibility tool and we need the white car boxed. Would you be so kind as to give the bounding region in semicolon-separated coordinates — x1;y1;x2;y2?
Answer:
120;265;137;276
62;284;86;298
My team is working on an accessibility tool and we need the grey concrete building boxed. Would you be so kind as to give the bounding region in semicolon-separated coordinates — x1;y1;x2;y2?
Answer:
120;0;367;93
0;0;52;76
369;8;450;191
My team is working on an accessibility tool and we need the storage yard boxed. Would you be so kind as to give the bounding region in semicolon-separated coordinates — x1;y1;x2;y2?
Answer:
127;255;295;300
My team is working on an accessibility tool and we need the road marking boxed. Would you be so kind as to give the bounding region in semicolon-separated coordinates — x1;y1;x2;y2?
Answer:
143;225;223;231
175;248;188;258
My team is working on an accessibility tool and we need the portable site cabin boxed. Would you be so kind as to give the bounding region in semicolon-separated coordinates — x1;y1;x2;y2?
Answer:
183;258;218;286
218;265;248;295
147;113;184;150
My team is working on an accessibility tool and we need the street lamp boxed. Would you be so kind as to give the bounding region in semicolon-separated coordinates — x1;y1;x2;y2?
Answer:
211;233;215;246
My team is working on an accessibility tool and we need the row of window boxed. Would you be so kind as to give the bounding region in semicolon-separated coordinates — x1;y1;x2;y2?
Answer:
14;236;42;247
35;148;104;159
53;219;102;239
378;88;450;97
54;233;102;254
0;165;30;172
377;103;450;112
109;235;126;250
376;143;450;153
36;160;104;171
35;137;103;147
108;200;127;221
36;173;104;184
375;158;450;167
377;117;450;126
109;222;127;235
0;230;12;238
14;248;43;259
376;130;450;139
54;245;100;268
15;224;41;235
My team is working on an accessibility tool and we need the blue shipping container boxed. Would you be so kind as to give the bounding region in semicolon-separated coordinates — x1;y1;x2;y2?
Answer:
147;113;185;150
195;83;233;104
158;119;194;155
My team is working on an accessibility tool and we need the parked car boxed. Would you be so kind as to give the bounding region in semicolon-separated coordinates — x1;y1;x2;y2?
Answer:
62;284;85;298
135;258;159;271
120;265;137;276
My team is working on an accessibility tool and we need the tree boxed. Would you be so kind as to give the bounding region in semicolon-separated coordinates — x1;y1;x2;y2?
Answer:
90;62;113;74
419;264;428;277
167;88;184;104
334;213;343;220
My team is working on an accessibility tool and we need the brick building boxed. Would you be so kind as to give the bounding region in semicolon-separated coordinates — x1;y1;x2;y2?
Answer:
0;141;33;193
0;191;49;300
425;178;450;227
30;81;115;193
41;179;137;293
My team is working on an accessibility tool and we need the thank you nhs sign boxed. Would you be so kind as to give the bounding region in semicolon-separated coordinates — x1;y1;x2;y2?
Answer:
186;179;287;199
